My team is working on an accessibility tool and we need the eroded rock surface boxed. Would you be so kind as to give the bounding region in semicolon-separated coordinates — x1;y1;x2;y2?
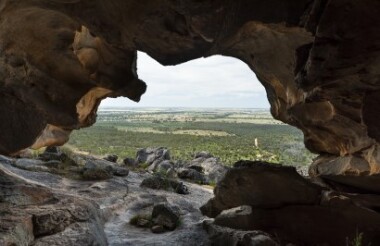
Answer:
0;152;213;245
0;1;379;181
0;162;107;245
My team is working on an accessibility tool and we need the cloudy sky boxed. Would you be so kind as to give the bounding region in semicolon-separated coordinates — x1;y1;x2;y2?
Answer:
100;52;270;108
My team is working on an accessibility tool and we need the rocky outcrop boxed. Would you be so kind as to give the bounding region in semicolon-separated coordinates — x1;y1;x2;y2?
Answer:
0;151;214;245
201;161;380;245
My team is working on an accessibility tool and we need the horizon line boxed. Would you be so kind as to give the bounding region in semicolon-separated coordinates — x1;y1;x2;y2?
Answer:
98;106;270;109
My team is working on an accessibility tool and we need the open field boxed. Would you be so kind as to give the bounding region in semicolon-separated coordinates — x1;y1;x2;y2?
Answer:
66;108;315;166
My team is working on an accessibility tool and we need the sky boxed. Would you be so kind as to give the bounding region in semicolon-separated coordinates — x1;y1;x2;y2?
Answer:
100;52;270;108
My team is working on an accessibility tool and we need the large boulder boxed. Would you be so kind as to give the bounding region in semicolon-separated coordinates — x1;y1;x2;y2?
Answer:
140;175;189;195
151;203;180;231
177;168;207;185
81;158;129;180
201;161;380;245
123;157;137;168
190;156;228;183
201;161;321;218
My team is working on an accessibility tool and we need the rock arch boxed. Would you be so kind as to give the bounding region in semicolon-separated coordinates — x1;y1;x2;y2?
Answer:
1;0;380;181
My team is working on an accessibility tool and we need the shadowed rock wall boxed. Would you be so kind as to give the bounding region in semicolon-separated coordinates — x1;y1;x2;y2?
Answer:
1;0;380;179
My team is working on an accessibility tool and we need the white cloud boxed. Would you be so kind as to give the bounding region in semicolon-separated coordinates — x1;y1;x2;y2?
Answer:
100;52;270;108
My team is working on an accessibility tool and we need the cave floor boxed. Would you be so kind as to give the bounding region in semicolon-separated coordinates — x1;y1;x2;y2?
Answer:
0;160;213;245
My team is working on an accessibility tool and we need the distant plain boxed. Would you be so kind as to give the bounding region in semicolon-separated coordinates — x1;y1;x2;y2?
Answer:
66;108;315;166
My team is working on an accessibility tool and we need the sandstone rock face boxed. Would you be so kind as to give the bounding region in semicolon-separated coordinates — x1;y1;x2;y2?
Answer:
0;0;379;178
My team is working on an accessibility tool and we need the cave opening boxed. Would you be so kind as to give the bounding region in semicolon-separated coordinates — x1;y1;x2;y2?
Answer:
1;0;380;244
83;51;315;168
103;52;269;109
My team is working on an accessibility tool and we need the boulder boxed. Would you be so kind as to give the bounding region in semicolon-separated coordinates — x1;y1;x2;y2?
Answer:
140;175;171;190
177;168;207;184
234;201;380;246
156;160;173;173
147;159;173;173
201;161;322;218
103;154;118;163
123;157;137;167
82;168;113;181
112;167;129;177
151;203;180;231
81;159;113;180
202;161;380;245
190;156;228;183
175;182;190;195
81;158;129;180
136;147;170;165
140;175;189;195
